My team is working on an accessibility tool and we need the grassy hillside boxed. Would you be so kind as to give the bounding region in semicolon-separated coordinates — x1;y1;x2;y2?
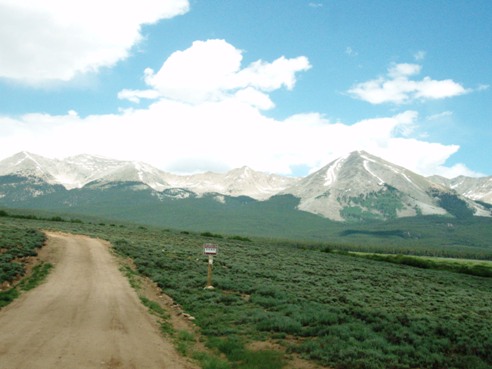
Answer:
1;213;491;369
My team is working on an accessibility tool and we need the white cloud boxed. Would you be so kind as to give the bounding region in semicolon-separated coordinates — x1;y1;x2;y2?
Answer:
117;89;161;104
348;62;469;104
432;163;485;178
0;0;189;84
235;55;311;91
234;88;275;110
388;63;421;78
121;39;311;107
426;111;453;121
143;40;242;103
0;104;478;178
415;77;468;99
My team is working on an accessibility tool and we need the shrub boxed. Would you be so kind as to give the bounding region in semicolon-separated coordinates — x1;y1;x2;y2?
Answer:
201;231;224;239
228;235;252;242
256;312;302;334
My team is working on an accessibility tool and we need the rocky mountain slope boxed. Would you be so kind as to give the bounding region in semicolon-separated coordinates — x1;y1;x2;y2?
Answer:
281;151;489;221
0;151;490;222
0;152;295;200
428;175;492;204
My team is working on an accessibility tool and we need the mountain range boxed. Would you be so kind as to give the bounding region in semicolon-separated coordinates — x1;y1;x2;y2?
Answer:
0;152;294;200
0;151;491;226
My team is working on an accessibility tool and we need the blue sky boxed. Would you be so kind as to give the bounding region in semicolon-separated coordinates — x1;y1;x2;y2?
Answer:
0;0;490;177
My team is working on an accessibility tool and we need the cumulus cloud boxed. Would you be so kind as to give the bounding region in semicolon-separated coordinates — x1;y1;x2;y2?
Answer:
120;39;311;107
348;63;469;104
0;0;189;84
0;103;478;178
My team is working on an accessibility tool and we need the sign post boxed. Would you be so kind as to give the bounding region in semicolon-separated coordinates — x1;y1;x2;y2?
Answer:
203;244;218;289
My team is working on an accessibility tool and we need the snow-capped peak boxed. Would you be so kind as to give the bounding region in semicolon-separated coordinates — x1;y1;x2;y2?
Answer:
1;151;491;221
165;165;298;200
0;152;298;200
0;151;57;181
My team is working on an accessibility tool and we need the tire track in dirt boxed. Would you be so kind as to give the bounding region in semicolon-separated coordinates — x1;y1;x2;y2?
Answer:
0;232;198;369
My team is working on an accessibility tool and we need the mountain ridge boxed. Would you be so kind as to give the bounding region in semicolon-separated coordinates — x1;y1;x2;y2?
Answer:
281;151;490;220
0;151;491;222
427;174;492;204
0;151;296;200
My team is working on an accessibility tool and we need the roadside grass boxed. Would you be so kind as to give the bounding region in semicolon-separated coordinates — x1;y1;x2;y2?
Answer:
0;262;53;309
18;262;53;291
175;329;195;356
191;351;231;369
116;257;176;337
139;296;174;336
119;264;142;290
0;288;19;308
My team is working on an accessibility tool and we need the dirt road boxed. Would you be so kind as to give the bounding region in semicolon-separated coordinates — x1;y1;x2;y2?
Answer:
0;232;197;369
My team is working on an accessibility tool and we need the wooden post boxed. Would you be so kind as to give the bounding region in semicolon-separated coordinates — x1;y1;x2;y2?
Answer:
203;244;218;290
206;255;213;288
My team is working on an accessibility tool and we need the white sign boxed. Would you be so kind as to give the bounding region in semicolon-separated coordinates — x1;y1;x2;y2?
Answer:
203;243;218;255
